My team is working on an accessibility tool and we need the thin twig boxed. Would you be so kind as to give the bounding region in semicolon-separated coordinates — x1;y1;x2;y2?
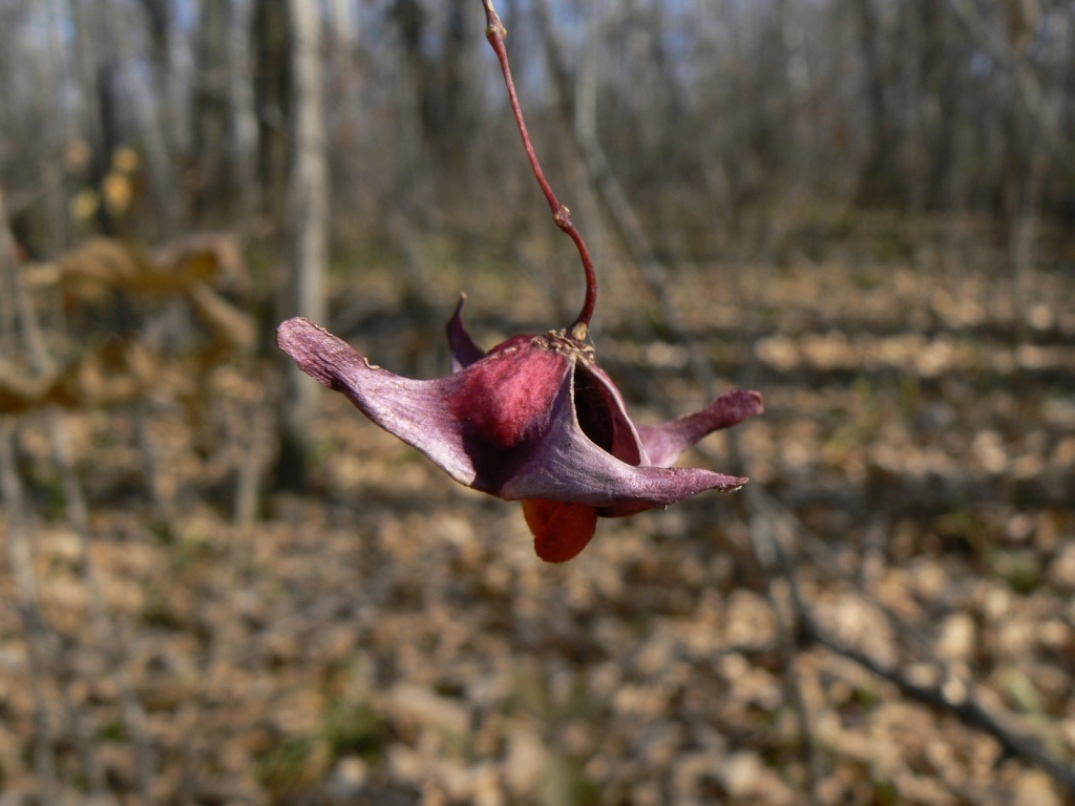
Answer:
757;489;1075;792
481;0;597;336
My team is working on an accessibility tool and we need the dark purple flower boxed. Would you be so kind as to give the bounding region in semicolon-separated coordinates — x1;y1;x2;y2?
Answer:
276;297;762;562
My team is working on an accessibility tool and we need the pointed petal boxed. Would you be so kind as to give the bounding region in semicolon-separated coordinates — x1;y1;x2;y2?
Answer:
278;317;572;494
446;294;486;372
637;389;763;468
500;371;748;511
522;499;597;562
448;336;573;491
278;317;478;485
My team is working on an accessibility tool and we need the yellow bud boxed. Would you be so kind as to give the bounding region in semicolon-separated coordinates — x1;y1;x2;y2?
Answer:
112;146;141;174
70;188;100;222
102;172;133;216
64;139;92;173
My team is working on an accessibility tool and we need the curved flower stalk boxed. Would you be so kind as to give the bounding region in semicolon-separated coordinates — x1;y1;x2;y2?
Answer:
277;300;761;562
276;0;762;562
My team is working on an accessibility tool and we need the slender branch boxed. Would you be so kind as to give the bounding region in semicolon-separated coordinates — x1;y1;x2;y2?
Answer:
802;615;1075;793
748;484;1075;796
480;0;597;337
728;349;1075;796
740;453;1075;795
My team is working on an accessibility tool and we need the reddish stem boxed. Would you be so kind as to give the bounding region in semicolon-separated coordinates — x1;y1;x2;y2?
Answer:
482;0;596;339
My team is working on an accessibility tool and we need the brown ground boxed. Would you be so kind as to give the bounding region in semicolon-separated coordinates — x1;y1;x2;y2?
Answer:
1;243;1074;805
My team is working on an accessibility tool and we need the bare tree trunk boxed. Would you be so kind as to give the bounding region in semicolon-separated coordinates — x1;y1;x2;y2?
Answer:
851;0;891;203
229;0;260;227
390;0;481;208
949;0;1070;330
327;0;361;219
276;0;327;490
385;0;438;235
103;0;182;237
1007;12;1067;338
191;0;232;224
252;0;291;226
68;0;115;235
138;0;187;172
0;187;60;806
11;184;167;801
762;0;813;261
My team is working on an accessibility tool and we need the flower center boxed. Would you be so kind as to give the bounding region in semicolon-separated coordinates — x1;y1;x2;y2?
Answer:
530;330;594;363
574;368;616;454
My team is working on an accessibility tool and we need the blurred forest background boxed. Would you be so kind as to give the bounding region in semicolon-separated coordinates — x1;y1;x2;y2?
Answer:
1;0;1075;804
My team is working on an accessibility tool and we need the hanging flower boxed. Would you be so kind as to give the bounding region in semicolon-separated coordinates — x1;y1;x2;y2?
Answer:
277;0;762;562
277;298;761;562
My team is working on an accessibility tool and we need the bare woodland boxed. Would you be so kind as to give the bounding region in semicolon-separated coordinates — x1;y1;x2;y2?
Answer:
1;0;1075;804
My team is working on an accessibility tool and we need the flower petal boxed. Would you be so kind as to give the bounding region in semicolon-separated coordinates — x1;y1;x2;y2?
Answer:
278;317;479;485
573;362;643;466
277;317;573;494
637;389;763;468
522;499;597;562
446;295;486;372
500;368;748;512
449;337;573;491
